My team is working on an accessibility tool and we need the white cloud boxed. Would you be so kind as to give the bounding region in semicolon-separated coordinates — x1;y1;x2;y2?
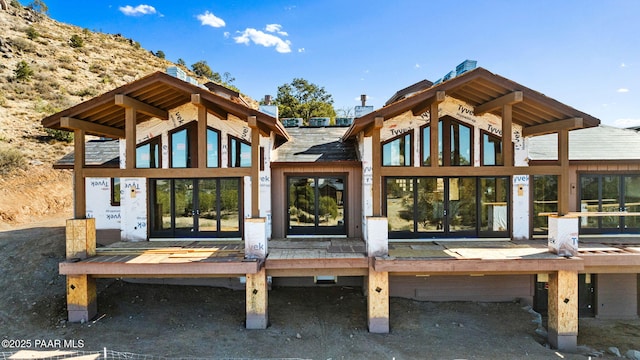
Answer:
119;4;157;16
621;63;627;68
265;24;288;36
613;118;640;128
223;32;230;38
415;63;421;69
297;48;305;53
617;88;630;93
234;28;291;53
197;11;226;28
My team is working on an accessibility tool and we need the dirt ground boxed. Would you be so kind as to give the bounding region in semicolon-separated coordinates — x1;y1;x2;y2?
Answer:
1;216;639;360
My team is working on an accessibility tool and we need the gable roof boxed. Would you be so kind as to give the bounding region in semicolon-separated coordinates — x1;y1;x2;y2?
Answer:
272;127;358;163
41;71;289;142
528;125;640;161
343;67;600;140
54;139;120;169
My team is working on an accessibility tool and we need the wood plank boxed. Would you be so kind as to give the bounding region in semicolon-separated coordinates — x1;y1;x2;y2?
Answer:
249;116;260;217
474;91;523;115
522;117;584;137
246;267;268;329
125;107;136;169
558;129;570;215
73;130;86;219
547;270;578;351
61;117;125;138
502;104;514;167
266;268;369;277
59;259;260;275
372;117;384;216
115;94;168;119
368;266;389;333
197;103;207;168
374;257;584;273
265;257;369;270
430;101;439;167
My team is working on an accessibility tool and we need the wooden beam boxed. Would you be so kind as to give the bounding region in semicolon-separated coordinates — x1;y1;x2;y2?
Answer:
265;257;369;270
430;101;440;167
125;107;136;169
502;104;514;167
379;165;564;177
114;94;168;119
372;117;384;216
522;117;584;137
374;257;584;273
83;167;252;178
411;90;445;116
558;129;570;215
474;91;523;115
249;116;260;218
266;268;369;277
61;117;125;138
59;258;261;275
191;93;228;120
197;104;207;168
73;129;86;218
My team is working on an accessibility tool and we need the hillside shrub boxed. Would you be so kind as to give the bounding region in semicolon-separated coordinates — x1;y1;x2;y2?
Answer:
69;34;84;48
14;61;33;82
25;26;39;40
11;37;36;53
0;147;27;175
45;128;73;142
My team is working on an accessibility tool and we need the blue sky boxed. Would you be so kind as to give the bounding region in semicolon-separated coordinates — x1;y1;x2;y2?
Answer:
44;0;640;127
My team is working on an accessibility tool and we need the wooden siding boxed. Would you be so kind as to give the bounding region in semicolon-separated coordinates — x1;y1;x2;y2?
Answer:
270;164;362;238
596;273;638;319
390;275;534;305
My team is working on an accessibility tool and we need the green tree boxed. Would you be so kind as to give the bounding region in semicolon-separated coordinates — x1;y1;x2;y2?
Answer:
69;34;84;48
191;60;216;80
14;60;33;82
176;58;186;67
27;0;47;14
273;78;336;120
155;50;165;59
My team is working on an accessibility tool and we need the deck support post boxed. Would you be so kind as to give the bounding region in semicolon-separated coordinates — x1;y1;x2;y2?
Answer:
367;264;389;333
547;270;578;352
246;267;268;329
65;218;97;322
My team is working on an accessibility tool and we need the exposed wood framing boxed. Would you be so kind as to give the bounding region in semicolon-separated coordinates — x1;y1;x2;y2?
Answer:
73;129;86;218
558;129;570;215
265;257;369;270
379;165;564;177
66;274;97;323
522;117;584;137
266;268;369;277
197;104;207;168
374;257;584;274
59;258;261;275
82;167;252;178
474;91;523;115
115;94;168;119
61;117;125;138
248;116;260;218
124;107;136;169
411;90;445;116
65;218;96;260
372;117;384;216
547;270;578;351
430;100;440;167
367;265;389;333
502;104;514;167
246;267;268;329
191;93;227;121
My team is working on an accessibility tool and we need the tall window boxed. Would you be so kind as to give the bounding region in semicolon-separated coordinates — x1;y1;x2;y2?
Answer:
532;175;557;234
170;122;197;168
229;136;251;168
207;128;220;168
111;178;121;206
420;117;473;166
136;137;161;168
482;131;503;166
382;131;412;166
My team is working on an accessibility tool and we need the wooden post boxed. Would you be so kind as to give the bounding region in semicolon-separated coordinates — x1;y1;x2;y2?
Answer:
367;264;389;333
372;117;384;217
197;104;207;168
558;129;570;215
502;104;513;167
430;102;439;167
248;116;260;218
246;267;268;329
73;129;86;219
547;270;578;351
125;107;137;169
65;218;97;322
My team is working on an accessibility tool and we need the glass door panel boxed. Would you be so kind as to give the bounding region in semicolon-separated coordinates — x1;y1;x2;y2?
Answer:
153;179;172;232
480;177;509;234
317;178;344;229
219;179;240;233
288;177;346;235
448;177;476;233
624;175;640;231
416;177;444;232
601;175;621;230
289;177;316;229
197;179;217;232
174;179;194;234
386;178;415;232
580;176;600;230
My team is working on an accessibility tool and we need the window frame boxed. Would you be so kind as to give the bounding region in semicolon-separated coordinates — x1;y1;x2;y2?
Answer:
110;178;120;206
135;136;161;169
169;121;197;168
206;127;221;168
481;130;503;166
381;130;413;167
228;135;252;168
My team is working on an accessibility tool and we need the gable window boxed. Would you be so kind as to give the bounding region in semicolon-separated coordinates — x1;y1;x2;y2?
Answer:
382;131;412;166
481;131;503;166
136;137;161;168
170;122;197;168
229;136;251;168
420;117;472;166
207;127;221;168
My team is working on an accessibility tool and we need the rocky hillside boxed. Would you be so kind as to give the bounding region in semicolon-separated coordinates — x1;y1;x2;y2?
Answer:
0;3;200;225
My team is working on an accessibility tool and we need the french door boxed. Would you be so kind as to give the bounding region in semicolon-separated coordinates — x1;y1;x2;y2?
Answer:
385;177;509;238
150;178;241;238
580;174;640;234
287;176;346;236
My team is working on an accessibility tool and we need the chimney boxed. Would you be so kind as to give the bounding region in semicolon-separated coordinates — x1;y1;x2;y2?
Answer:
360;94;367;107
264;95;272;105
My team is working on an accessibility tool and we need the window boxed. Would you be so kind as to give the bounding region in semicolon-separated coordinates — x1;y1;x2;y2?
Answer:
532;175;557;234
382;131;412;166
207;128;220;168
110;178;120;206
136;137;161;168
229;136;251;168
420;117;473;166
170;122;197;168
481;131;503;166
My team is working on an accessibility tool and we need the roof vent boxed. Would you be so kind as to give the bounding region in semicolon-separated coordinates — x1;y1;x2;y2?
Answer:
308;117;329;127
433;60;477;85
281;118;303;128
166;66;187;81
335;117;354;127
